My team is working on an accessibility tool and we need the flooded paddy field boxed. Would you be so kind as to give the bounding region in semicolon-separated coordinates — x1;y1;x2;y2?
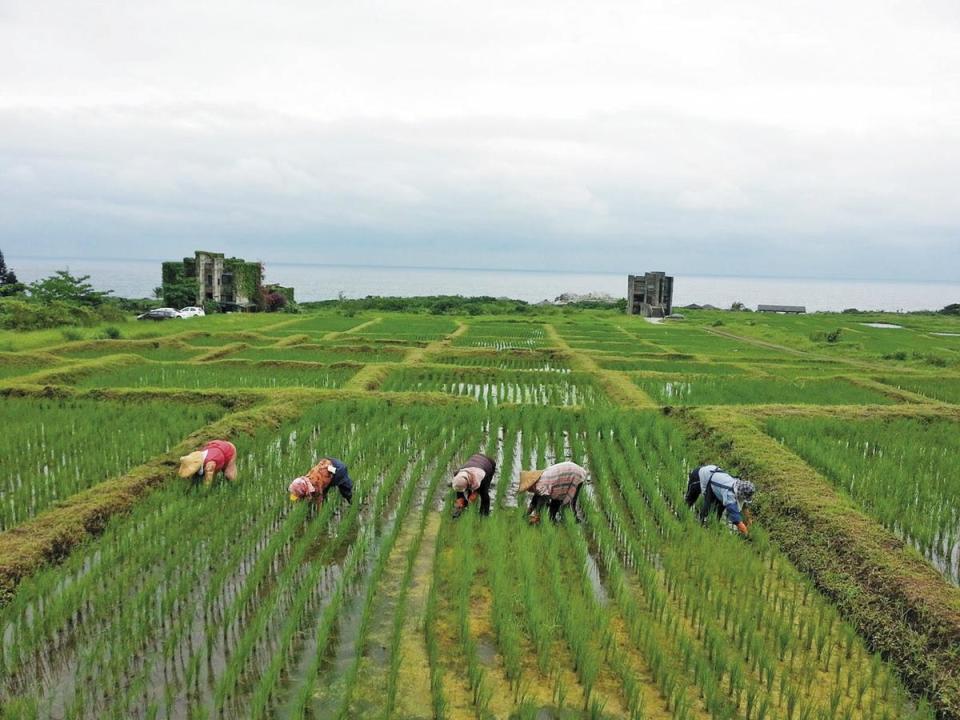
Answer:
0;308;958;719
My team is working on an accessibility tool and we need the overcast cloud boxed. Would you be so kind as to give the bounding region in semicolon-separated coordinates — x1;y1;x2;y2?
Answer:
1;0;958;280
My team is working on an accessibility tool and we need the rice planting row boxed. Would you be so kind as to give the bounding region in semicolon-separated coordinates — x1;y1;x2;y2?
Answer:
451;322;547;350
0;397;223;530
271;314;369;335
597;357;747;374
75;360;359;389
765;415;960;582
226;344;407;364
633;375;896;406
0;400;486;719
427;408;927;719
877;376;960;404
753;363;854;379
567;339;663;353
551;321;620;339
349;315;459;342
380;367;609;407
431;351;572;372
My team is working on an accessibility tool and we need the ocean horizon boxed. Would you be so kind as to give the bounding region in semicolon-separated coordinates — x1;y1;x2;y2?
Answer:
7;255;960;313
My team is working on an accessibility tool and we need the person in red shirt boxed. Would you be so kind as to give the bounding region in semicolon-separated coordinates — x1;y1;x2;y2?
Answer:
177;440;238;485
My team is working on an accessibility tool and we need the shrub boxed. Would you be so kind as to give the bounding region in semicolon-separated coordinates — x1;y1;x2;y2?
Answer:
810;328;842;343
262;291;287;312
61;328;83;341
0;298;126;331
101;326;123;340
915;352;947;367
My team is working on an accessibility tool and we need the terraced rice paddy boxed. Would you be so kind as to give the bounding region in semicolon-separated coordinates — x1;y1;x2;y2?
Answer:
766;416;960;582
877;376;960;404
434;351;572;372
452;322;547;350
0;308;958;719
76;361;359;389
381;367;607;407
596;358;746;374
0;397;223;530
228;344;408;364
632;375;895;406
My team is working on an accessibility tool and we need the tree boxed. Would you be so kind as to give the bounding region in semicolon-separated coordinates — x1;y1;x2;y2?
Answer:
0;249;25;297
162;277;197;309
28;269;112;306
730;301;747;311
940;303;960;315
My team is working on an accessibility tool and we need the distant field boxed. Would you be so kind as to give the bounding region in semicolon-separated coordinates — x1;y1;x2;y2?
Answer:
633;374;895;405
0;307;957;719
877;376;960;404
76;360;359;389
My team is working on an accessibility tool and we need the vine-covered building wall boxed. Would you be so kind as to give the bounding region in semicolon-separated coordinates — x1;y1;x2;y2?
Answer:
161;250;268;311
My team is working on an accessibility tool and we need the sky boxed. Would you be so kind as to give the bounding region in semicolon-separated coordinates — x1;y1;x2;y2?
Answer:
1;0;958;281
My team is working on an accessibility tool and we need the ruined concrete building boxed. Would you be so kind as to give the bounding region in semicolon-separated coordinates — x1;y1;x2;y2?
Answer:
162;250;294;311
627;272;674;317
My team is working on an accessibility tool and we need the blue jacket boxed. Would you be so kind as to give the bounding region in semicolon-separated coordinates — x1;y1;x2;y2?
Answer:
697;465;744;524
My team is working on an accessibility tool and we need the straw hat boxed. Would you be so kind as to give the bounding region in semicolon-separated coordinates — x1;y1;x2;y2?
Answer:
451;470;471;493
518;470;544;493
178;451;205;478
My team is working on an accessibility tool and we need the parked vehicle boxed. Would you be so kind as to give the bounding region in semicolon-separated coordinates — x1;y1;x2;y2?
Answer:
179;306;206;318
137;308;182;321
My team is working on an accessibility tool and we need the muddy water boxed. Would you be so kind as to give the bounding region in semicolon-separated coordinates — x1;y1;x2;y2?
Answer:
392;513;441;720
307;465;438;718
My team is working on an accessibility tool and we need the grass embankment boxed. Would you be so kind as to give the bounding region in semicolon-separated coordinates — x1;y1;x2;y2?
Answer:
679;407;960;718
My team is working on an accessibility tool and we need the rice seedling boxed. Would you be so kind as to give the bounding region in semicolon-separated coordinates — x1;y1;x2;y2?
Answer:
226;343;407;364
0;396;222;530
269;313;371;335
877;375;960;404
431;350;572;372
348;315;458;342
597;357;748;374
75;360;359;389
0;309;948;719
451;321;548;350
381;366;609;407
766;415;960;582
633;375;896;405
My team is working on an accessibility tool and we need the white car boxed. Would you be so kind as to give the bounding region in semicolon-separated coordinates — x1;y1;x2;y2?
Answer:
179;306;206;318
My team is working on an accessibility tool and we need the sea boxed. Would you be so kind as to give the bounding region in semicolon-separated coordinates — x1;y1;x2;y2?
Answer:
7;256;959;313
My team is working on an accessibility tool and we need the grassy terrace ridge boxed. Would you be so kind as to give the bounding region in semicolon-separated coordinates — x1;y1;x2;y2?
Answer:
0;308;958;718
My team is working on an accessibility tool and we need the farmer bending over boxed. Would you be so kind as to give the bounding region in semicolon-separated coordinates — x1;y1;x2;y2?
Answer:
519;461;587;525
451;453;496;518
289;457;354;507
178;440;238;485
685;464;755;535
